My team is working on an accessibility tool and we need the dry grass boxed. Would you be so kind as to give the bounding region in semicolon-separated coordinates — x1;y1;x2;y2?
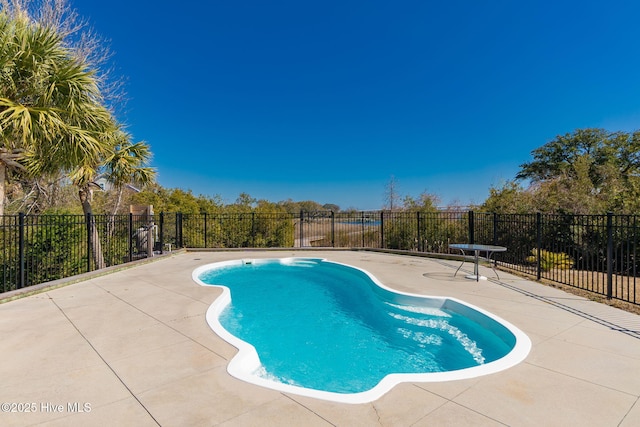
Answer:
297;220;381;246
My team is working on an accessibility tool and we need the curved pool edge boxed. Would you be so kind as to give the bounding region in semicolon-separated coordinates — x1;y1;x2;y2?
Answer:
192;257;532;404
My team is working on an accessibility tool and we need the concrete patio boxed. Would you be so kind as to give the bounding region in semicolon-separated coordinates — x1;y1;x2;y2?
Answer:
1;249;640;426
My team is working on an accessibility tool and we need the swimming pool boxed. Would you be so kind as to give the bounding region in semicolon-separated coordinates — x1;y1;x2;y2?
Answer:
193;257;531;404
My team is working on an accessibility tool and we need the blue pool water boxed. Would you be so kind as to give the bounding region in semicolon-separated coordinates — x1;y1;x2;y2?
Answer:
194;258;531;403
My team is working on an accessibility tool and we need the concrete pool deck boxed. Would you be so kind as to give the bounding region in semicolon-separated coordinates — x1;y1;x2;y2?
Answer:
1;250;640;426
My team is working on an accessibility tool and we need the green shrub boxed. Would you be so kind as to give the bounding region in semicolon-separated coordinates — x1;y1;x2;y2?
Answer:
526;249;573;271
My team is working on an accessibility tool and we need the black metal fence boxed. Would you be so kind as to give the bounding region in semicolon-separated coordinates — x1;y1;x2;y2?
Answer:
1;213;158;293
491;212;639;304
2;211;638;306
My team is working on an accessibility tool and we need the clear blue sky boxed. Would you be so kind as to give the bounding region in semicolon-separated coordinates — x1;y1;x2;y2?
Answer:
76;0;640;210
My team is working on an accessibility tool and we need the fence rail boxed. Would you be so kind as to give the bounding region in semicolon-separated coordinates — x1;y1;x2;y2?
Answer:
1;211;638;306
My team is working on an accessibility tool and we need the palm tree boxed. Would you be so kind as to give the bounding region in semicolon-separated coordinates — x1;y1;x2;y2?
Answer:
103;131;156;215
0;10;114;215
1;8;122;270
68;127;156;267
2;5;155;270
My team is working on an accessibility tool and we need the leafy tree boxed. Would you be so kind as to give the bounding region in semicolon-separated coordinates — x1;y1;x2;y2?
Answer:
233;192;256;211
276;199;326;213
516;128;612;183
195;194;223;214
132;186;199;213
253;200;294;247
481;181;537;213
512;128;640;214
276;198;300;212
322;203;340;212
297;200;324;212
403;191;440;212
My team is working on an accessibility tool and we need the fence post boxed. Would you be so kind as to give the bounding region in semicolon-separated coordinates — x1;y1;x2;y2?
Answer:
251;212;256;247
536;212;542;281
180;212;184;248
175;213;179;248
607;212;613;299
204;212;208;248
634;215;637;279
361;211;365;247
86;212;92;272
159;212;165;254
493;212;498;245
299;210;304;247
468;210;475;244
177;212;184;248
331;211;335;247
417;211;422;252
380;211;385;249
18;213;25;289
128;213;133;262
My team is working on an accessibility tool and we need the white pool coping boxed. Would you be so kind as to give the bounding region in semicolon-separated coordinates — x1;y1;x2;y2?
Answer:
192;257;532;404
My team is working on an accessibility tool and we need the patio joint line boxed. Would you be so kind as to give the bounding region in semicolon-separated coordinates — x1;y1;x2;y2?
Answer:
47;294;162;427
412;384;510;426
96;285;230;361
282;394;338;426
523;360;640;398
429;401;510;427
619;395;640;426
